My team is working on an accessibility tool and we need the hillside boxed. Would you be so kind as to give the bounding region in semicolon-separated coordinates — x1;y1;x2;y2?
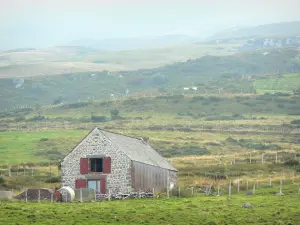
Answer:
207;21;300;41
0;47;299;110
69;35;200;50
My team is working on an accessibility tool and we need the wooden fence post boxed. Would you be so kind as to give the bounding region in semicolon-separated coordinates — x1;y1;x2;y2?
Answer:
167;187;169;199
25;190;27;203
253;184;256;194
228;181;232;198
246;179;249;190
292;173;295;184
80;188;83;202
237;180;240;193
217;184;220;196
108;189;111;201
38;190;40;203
178;187;180;198
191;187;194;196
269;175;272;186
279;177;283;195
153;188;155;199
8;166;11;177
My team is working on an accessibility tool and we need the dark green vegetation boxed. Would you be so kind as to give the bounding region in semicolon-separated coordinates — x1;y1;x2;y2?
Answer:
1;183;300;225
1;47;299;109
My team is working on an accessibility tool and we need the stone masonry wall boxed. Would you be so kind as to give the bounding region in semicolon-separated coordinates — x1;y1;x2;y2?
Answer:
61;128;132;194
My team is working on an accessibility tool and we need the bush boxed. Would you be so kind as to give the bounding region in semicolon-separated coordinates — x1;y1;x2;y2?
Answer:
284;159;299;167
40;138;49;142
91;115;108;122
5;176;37;190
45;176;61;183
14;116;26;122
291;120;300;125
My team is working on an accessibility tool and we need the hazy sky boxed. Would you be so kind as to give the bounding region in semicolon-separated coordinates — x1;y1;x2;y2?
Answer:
1;0;300;50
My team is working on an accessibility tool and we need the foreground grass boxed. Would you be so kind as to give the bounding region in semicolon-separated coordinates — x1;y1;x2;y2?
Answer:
1;192;300;225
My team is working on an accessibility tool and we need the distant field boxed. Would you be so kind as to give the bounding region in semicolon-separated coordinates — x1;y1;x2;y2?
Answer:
253;73;300;94
0;44;236;78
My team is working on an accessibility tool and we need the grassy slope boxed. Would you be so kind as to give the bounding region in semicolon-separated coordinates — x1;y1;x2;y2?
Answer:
254;73;300;94
0;131;86;164
1;184;300;225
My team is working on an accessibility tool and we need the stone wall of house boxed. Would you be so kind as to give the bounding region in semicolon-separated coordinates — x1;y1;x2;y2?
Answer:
61;128;132;194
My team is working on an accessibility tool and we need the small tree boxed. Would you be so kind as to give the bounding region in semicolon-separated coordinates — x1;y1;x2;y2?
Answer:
53;96;63;105
110;109;120;120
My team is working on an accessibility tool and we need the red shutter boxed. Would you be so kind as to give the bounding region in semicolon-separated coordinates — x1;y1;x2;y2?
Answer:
75;179;86;188
80;158;89;174
103;157;111;174
100;177;106;194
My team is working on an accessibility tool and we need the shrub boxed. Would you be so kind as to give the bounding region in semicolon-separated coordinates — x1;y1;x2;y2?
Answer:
14;116;26;122
45;176;61;183
40;138;49;142
284;159;299;167
291;120;300;125
91;115;108;122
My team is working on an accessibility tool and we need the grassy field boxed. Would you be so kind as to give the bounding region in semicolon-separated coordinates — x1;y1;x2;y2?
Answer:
0;130;87;164
1;93;300;163
254;73;300;94
1;183;300;225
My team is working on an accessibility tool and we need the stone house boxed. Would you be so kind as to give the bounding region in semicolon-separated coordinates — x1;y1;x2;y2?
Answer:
61;127;177;194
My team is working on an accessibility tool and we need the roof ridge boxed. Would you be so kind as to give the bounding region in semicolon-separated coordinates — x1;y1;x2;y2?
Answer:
97;127;145;142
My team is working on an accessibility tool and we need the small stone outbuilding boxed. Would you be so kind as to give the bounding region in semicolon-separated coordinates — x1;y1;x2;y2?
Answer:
61;127;177;194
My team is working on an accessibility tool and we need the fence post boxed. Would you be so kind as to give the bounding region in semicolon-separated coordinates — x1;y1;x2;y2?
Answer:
191;187;194;196
8;166;11;177
228;181;232;198
80;188;83;202
237;179;240;193
246;179;249;190
269;175;272;186
178;187;180;198
94;190;96;201
38;190;40;203
217;184;220;196
108;189;111;201
51;193;53;203
253;184;256;194
279;177;283;195
276;152;278;164
153;188;155;199
256;179;258;189
292;173;295;184
25;189;27;203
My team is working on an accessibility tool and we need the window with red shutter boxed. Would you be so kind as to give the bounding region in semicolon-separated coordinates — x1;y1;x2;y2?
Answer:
80;158;89;174
75;179;86;188
103;157;111;174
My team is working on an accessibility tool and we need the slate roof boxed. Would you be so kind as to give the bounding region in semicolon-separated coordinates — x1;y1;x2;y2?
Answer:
100;128;177;171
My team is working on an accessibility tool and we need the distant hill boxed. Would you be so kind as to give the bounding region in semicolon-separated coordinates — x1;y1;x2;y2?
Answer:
207;21;300;41
69;35;200;50
0;47;299;109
